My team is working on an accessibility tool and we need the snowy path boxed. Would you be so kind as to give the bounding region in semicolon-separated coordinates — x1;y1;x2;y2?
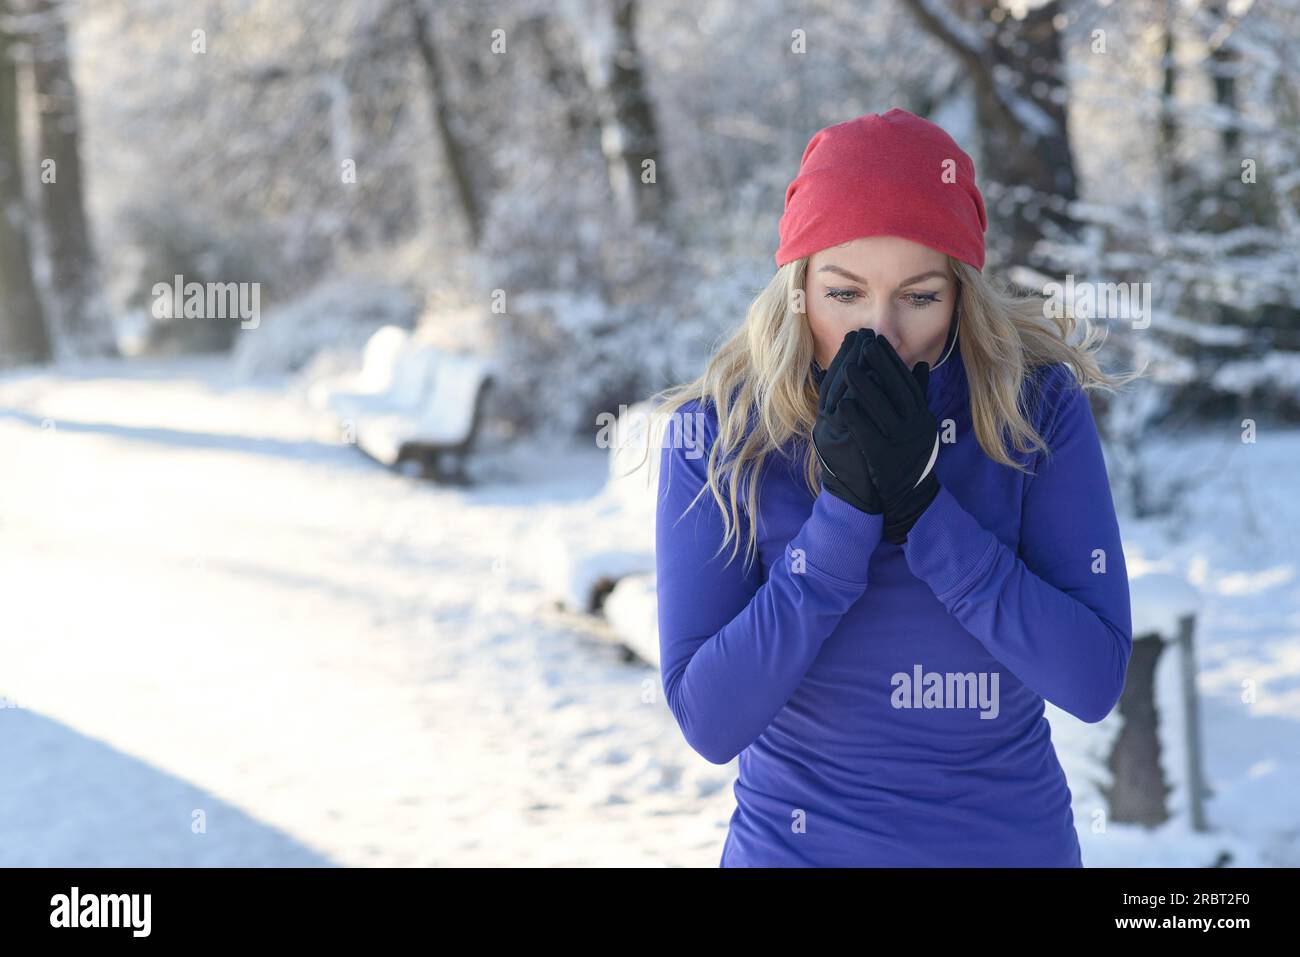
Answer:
0;357;734;866
2;356;1298;867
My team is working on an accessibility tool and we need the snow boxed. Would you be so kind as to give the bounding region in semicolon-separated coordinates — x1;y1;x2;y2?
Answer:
1212;352;1300;396
415;353;494;444
347;351;493;463
0;356;734;866
229;278;420;382
603;573;659;666
523;399;661;612
995;85;1060;141
1129;570;1202;641
307;324;410;410
913;0;985;56
304;324;494;466
1;355;1298;867
1155;312;1252;348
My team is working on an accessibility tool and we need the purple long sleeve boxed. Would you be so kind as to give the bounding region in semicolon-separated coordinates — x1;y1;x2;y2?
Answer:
655;399;884;765
902;372;1133;723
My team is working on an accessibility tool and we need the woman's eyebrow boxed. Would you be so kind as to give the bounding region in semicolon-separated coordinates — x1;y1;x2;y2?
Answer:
817;265;948;287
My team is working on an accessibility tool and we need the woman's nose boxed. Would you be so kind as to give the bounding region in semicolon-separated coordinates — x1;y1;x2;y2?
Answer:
859;316;900;354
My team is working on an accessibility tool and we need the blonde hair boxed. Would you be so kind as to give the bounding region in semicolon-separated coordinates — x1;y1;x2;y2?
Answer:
640;255;1144;575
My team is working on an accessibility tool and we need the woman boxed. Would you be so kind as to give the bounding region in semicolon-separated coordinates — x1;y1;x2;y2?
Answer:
648;109;1139;867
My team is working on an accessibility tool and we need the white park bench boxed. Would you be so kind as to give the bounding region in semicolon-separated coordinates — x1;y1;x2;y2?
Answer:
307;325;411;415
354;352;494;482
525;398;664;663
311;325;494;483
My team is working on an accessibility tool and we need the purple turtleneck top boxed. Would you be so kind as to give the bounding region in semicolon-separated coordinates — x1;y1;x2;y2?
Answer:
654;344;1132;866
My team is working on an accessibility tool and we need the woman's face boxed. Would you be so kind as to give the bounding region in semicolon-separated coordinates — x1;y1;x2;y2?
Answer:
804;235;956;372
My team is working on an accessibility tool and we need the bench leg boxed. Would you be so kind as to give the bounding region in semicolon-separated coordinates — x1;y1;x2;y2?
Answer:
405;446;472;485
439;453;471;486
418;449;442;481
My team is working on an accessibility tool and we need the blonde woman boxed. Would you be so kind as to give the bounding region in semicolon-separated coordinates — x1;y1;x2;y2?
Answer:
649;109;1137;867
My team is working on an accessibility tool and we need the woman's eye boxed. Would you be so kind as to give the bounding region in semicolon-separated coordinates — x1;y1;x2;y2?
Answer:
825;288;941;308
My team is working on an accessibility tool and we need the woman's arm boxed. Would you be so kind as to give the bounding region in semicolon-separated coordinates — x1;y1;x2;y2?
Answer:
655;400;883;764
901;368;1133;723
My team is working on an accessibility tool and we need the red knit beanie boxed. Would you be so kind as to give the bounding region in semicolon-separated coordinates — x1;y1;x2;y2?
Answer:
775;108;988;271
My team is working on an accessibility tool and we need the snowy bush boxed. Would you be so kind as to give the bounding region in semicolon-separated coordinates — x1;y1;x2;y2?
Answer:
229;278;421;382
486;289;644;438
108;201;285;355
481;238;769;441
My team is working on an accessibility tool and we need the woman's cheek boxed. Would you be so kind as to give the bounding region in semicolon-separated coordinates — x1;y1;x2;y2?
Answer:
901;314;949;366
805;299;838;364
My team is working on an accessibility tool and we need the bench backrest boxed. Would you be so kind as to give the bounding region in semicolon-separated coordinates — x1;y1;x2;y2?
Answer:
388;343;441;408
422;354;491;444
356;325;411;393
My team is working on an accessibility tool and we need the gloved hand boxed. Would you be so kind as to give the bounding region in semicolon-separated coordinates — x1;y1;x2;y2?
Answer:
838;334;940;543
812;329;883;514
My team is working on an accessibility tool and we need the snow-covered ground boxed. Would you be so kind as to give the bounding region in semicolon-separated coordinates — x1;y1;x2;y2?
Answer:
1;355;1296;866
0;356;735;866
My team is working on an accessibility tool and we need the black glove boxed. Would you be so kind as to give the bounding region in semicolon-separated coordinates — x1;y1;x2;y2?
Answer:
812;329;884;514
838;334;940;543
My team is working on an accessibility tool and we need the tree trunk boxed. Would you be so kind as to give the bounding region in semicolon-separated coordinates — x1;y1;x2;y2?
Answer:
580;0;669;228
1102;634;1172;826
0;0;51;366
1205;1;1241;157
902;0;1079;272
1156;0;1187;205
404;0;484;247
28;0;116;356
525;12;597;142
